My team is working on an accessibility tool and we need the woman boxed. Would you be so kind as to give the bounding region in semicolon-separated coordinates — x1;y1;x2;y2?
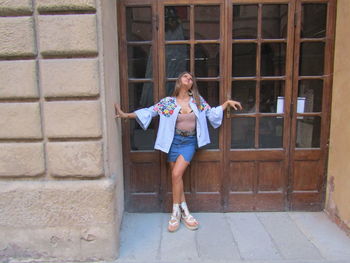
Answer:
115;72;242;232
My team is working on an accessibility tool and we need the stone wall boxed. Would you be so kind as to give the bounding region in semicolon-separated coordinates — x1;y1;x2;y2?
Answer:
325;0;350;235
0;0;123;261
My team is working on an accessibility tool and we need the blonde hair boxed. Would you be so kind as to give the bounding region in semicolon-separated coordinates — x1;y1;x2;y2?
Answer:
171;72;201;109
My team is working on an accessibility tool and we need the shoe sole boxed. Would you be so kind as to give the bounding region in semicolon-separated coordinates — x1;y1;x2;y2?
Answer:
181;218;199;230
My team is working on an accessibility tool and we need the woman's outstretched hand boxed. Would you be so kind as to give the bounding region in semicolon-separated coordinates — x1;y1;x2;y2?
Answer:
222;100;243;111
114;104;137;119
114;104;127;119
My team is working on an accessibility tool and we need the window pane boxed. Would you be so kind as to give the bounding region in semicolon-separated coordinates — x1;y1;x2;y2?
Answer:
233;43;256;77
165;44;190;78
129;82;153;111
165;81;176;97
231;117;255;149
130;119;156;151
233;5;258;39
299;42;325;76
232;81;256;113
195;5;220;40
301;4;327;38
129;82;156;151
296;116;321;148
195;44;220;77
165;6;190;40
127;45;152;78
197;81;219;107
262;4;288;39
260;81;285;113
298;80;323;113
126;7;152;41
259;117;283;148
198;82;220;149
261;43;286;76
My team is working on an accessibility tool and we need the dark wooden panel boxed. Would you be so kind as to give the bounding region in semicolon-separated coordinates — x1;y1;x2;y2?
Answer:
229;161;255;192
291;192;323;211
130;162;160;193
128;194;161;212
293;160;321;191
229;150;285;161
194;161;221;193
255;193;285;211
227;193;284;211
258;161;284;191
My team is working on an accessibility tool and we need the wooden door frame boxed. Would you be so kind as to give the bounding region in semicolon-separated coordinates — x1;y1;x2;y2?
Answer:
117;0;337;212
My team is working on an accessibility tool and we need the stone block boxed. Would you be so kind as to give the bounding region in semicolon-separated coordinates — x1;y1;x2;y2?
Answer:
0;143;44;177
44;101;102;138
0;60;38;99
0;103;42;139
47;141;104;177
0;0;33;15
0;179;118;261
38;15;97;57
37;0;96;12
40;58;99;98
0;17;36;57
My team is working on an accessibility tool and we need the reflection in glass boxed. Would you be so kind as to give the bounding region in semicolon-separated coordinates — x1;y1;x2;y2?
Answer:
195;5;220;40
195;44;220;77
231;117;255;149
233;5;258;39
262;5;288;39
126;7;152;41
298;80;323;112
127;45;152;78
165;6;189;40
129;82;153;111
129;82;156;151
261;43;286;76
300;42;325;76
165;44;189;94
302;4;327;38
130;119;156;151
232;81;256;113
296;116;321;148
199;82;220;149
232;43;256;77
260;81;285;113
165;81;176;97
259;117;283;148
197;82;219;107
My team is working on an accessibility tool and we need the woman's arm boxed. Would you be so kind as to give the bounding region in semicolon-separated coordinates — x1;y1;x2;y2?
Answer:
114;104;137;119
221;100;243;111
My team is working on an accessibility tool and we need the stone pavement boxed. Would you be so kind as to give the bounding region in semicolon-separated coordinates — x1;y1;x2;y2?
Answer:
114;212;350;263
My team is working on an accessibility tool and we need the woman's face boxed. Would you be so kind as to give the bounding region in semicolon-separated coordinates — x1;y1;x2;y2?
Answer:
180;73;193;89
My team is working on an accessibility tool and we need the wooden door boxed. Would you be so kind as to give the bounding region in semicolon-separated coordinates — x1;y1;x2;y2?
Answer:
158;0;226;212
117;0;336;212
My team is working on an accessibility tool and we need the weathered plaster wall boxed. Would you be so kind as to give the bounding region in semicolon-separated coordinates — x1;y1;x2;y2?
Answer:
326;0;350;235
0;0;122;261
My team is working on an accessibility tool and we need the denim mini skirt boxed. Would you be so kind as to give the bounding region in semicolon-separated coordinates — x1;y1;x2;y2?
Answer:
167;133;197;163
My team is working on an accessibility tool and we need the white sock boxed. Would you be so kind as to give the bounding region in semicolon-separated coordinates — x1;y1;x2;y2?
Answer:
172;203;180;216
180;201;190;216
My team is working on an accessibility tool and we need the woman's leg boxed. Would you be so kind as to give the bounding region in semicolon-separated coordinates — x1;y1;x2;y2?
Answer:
169;161;187;204
170;155;189;204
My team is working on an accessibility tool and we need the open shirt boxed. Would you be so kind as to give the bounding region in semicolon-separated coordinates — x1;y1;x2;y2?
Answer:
134;96;223;153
